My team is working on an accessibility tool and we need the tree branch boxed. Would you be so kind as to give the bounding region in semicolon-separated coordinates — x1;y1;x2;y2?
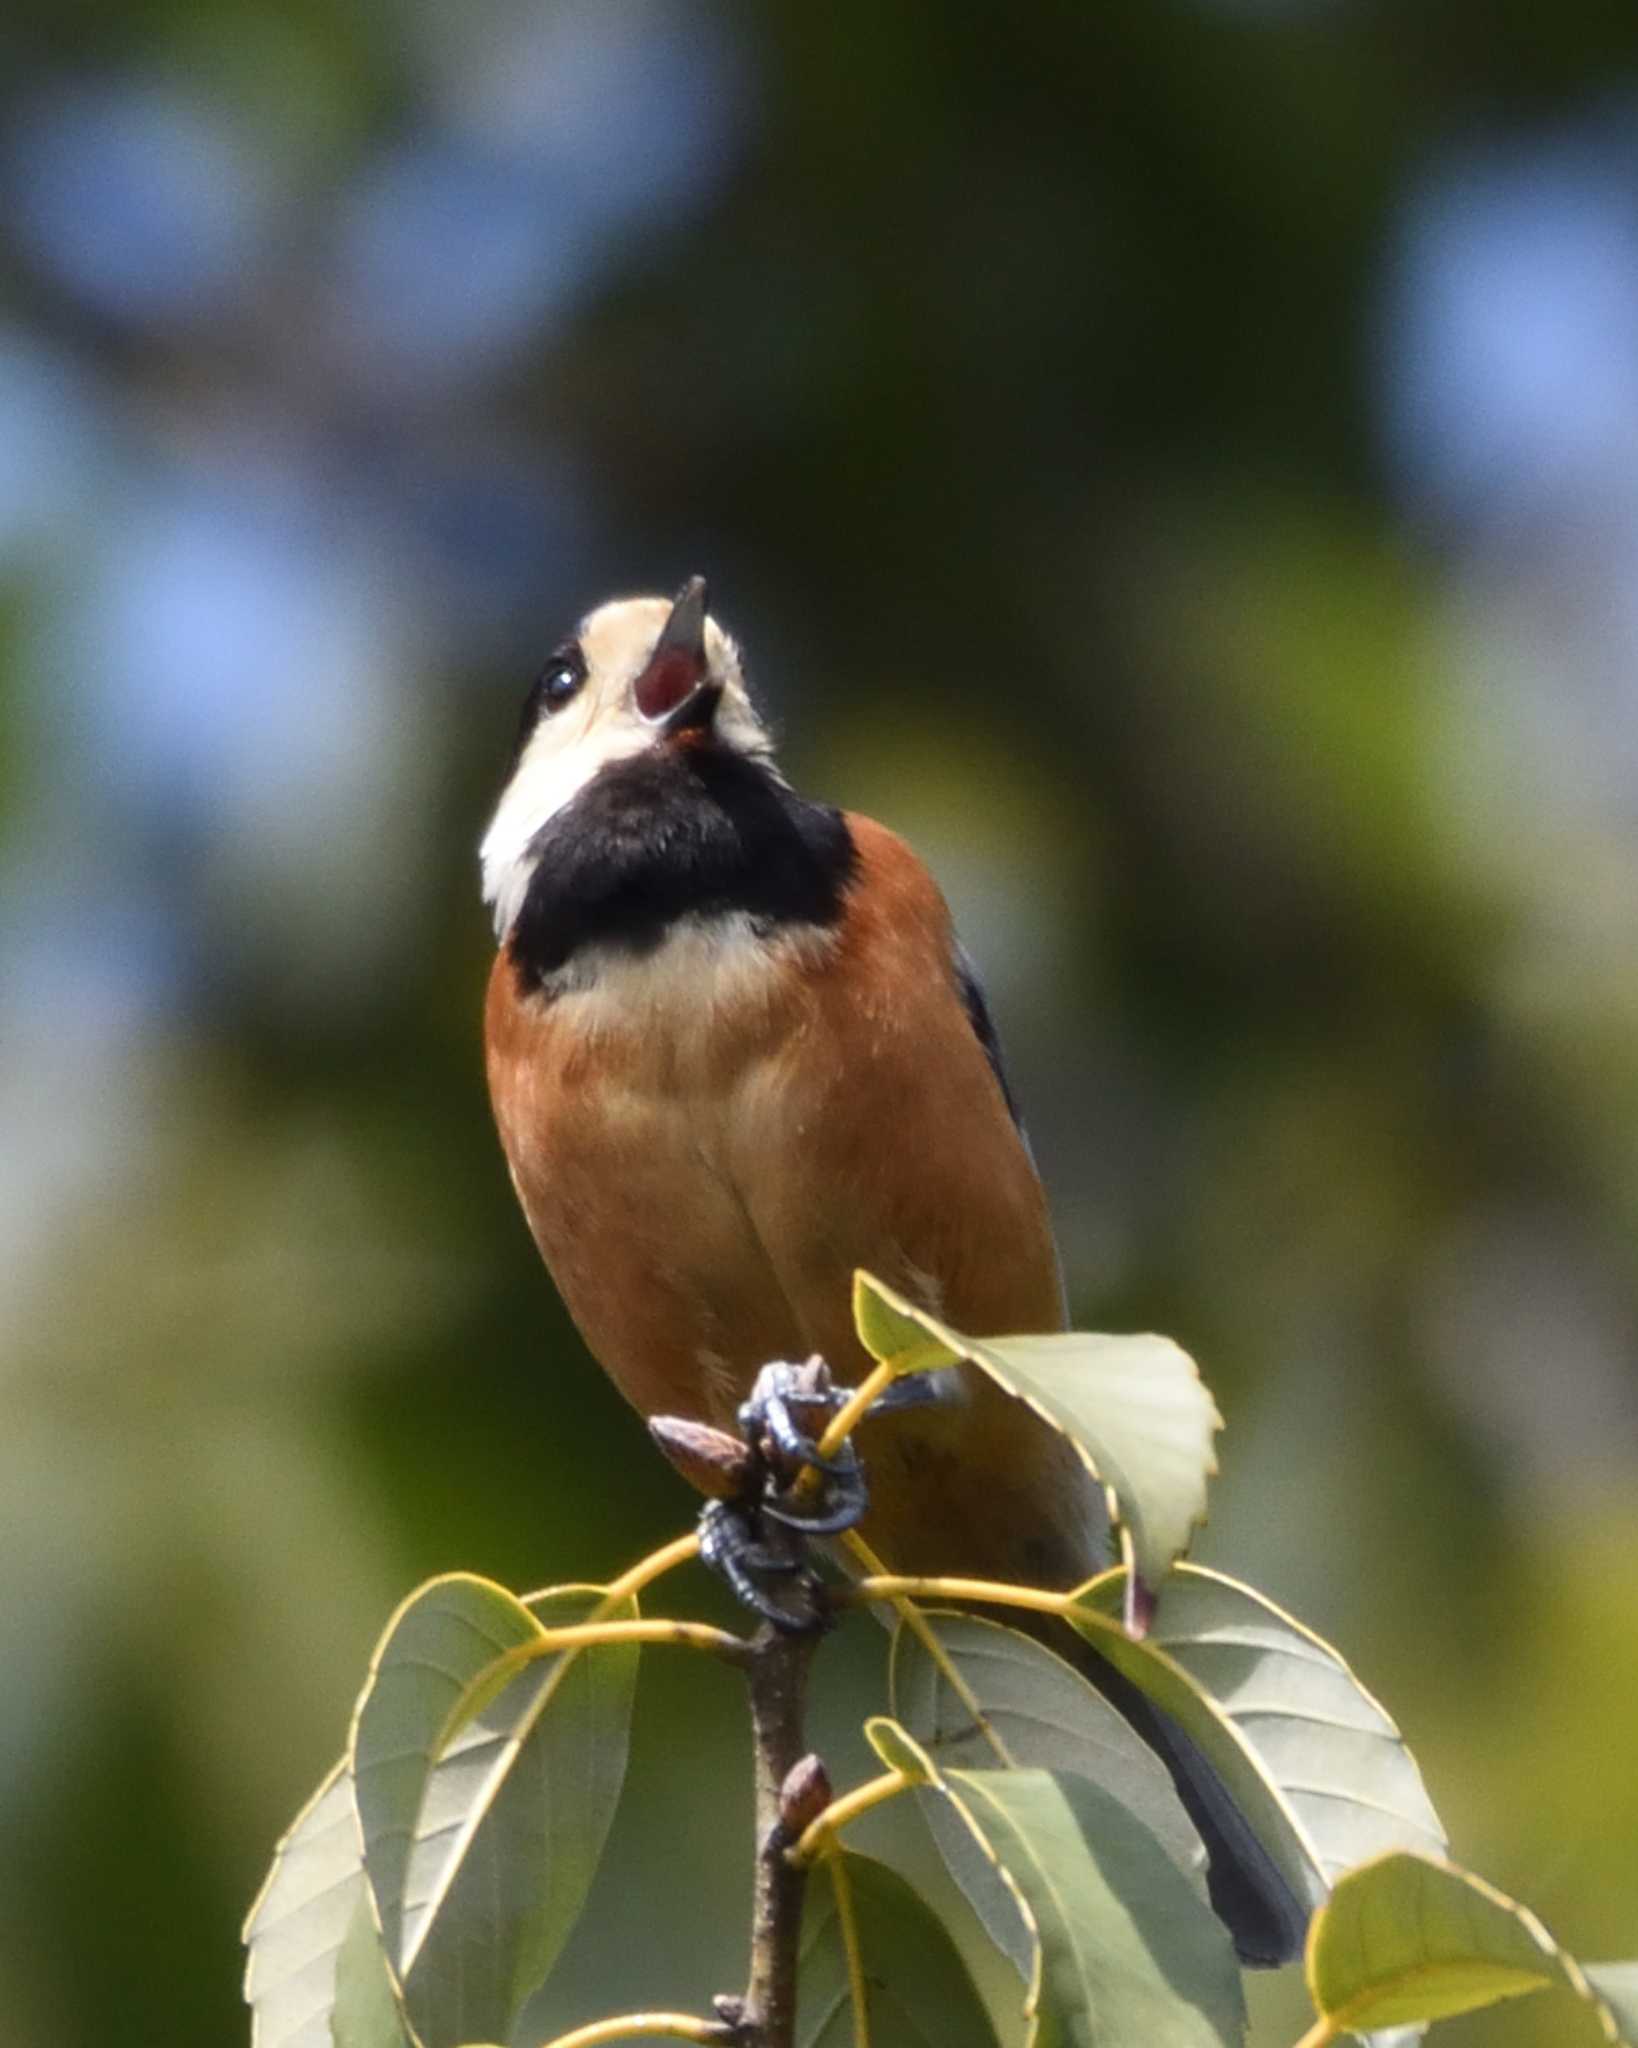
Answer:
724;1623;821;2048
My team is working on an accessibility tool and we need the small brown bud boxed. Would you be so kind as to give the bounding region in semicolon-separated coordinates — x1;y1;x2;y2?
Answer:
648;1415;753;1499
778;1752;833;1836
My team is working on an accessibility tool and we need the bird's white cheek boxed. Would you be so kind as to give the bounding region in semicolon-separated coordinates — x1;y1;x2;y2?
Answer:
479;717;647;936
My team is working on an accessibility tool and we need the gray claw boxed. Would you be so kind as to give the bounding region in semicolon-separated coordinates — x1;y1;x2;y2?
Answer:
697;1499;822;1632
699;1354;916;1630
739;1358;855;1477
763;1463;870;1536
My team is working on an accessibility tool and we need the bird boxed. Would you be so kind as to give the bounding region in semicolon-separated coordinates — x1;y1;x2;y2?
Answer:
480;574;1305;1966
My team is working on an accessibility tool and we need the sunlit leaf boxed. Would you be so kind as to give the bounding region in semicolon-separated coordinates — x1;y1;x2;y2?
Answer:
351;1575;638;2048
957;1770;1243;2047
332;1890;415;2048
866;1713;938;1782
852;1271;970;1378
1065;1565;1444;1927
888;1609;1208;1980
244;1759;380;2048
890;1610;1205;1882
798;1850;998;2048
1586;1965;1638;2040
864;1718;1244;2047
864;1700;1029;1985
852;1272;1218;1594
1306;1851;1637;2041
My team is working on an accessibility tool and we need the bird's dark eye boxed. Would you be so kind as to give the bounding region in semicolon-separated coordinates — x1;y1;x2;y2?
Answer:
539;655;584;712
510;642;588;766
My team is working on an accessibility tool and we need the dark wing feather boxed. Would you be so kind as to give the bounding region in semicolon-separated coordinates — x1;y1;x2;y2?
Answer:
954;942;1299;1962
953;942;1025;1133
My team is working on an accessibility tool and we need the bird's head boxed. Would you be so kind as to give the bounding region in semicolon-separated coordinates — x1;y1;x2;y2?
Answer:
481;575;771;937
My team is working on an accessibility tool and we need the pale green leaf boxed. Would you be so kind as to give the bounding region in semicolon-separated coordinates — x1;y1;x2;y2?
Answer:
866;1704;1032;1985
1586;1965;1638;2041
244;1759;382;2048
331;1891;415;2048
351;1575;638;2048
852;1272;1218;1590
865;1718;1243;2047
797;1851;998;2048
865;1713;940;1783
852;1270;968;1378
889;1610;1208;1983
1065;1565;1444;1924
946;1767;1244;2047
1306;1852;1635;2041
890;1610;1205;1884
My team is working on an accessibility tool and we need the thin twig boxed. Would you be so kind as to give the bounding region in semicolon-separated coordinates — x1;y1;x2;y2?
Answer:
787;1772;910;1867
500;1617;747;1662
823;1846;872;2048
845;1572;1071;1619
598;1531;704;1608
738;1624;820;2048
434;1614;745;1756
838;1531;1015;1768
443;1533;729;1756
814;1360;899;1460
533;2012;732;2047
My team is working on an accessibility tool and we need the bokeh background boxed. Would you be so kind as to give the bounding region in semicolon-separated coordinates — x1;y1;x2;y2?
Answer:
5;3;1638;2043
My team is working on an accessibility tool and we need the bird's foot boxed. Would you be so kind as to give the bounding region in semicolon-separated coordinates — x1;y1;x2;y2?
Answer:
697;1499;822;1632
691;1357;862;1630
696;1355;942;1630
738;1356;872;1533
737;1357;852;1474
736;1355;943;1472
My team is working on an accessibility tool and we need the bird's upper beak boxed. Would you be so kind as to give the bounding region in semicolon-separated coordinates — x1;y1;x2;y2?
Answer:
635;574;721;736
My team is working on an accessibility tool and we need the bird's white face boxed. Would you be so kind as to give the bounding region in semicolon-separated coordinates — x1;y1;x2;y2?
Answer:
481;587;772;939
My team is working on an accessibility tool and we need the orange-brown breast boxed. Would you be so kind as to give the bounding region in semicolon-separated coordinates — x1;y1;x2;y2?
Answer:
485;812;1101;1582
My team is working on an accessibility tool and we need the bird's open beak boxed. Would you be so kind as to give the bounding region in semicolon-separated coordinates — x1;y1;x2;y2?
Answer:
635;574;720;735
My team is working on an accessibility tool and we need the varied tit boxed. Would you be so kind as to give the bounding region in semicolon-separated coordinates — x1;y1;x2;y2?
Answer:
480;575;1305;1965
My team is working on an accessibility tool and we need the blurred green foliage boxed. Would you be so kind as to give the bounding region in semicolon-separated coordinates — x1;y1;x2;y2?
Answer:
3;3;1638;2044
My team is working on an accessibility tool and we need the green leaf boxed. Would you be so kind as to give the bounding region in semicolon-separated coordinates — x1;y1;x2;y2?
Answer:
866;1713;941;1783
865;1705;1033;1985
953;1768;1243;2046
865;1719;1244;2047
351;1575;638;2048
1065;1566;1444;1922
858;1716;1033;2025
889;1610;1208;1983
890;1611;1205;1884
1306;1852;1637;2041
798;1851;999;2048
852;1272;1218;1592
244;1759;383;2048
1586;1966;1638;2040
332;1891;415;2048
852;1270;969;1378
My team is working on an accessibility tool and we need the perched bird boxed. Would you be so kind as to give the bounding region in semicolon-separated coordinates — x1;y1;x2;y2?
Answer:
481;576;1304;1964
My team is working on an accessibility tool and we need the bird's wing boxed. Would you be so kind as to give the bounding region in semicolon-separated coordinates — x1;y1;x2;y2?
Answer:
952;940;1025;1134
949;935;1062;1310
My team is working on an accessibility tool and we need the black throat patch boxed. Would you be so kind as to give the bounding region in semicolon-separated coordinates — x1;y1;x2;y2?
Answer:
508;743;858;990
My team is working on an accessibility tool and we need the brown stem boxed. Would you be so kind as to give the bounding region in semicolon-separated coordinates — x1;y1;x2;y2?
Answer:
730;1624;819;2048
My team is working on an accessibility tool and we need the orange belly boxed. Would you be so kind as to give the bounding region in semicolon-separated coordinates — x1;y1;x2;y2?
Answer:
485;819;1103;1584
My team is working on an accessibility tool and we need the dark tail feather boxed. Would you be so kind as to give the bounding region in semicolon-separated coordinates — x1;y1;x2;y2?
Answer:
1075;1639;1311;1968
